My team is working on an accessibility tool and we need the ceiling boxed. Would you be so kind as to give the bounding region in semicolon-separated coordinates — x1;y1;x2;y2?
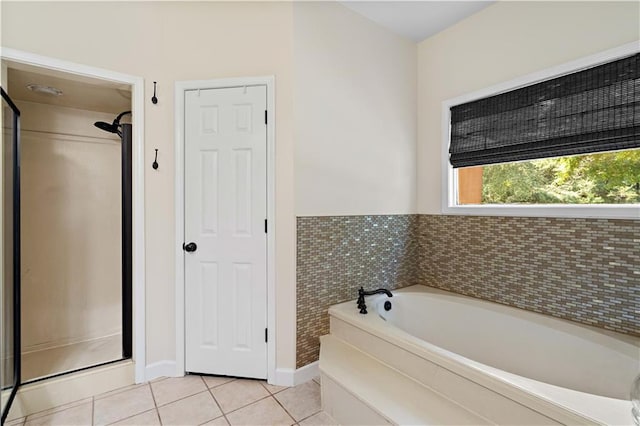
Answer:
6;62;131;114
340;1;494;42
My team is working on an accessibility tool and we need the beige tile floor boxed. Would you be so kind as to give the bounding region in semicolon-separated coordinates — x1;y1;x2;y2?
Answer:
6;375;337;426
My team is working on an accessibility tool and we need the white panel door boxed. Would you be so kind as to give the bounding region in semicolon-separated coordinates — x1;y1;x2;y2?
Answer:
184;85;267;378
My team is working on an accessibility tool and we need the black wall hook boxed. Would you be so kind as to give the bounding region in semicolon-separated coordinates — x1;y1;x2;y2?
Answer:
151;82;158;104
152;149;159;170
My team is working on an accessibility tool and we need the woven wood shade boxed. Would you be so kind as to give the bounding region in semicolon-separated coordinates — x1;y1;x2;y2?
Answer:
449;53;639;168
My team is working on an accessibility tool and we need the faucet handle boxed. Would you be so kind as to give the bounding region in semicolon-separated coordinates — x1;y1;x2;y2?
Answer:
357;287;367;314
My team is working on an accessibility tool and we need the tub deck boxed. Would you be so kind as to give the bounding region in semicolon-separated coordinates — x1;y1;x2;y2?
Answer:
320;334;490;425
321;285;638;425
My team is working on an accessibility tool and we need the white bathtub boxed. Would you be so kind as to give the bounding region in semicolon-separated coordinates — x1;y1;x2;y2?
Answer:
324;285;640;425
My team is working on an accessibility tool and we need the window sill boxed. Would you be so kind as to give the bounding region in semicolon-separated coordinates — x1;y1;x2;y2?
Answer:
442;204;639;220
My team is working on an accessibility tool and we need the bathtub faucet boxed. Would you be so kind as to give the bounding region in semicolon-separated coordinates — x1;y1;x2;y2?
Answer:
357;287;393;314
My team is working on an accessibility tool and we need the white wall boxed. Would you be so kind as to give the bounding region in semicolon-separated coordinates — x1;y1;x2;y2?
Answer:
293;2;417;216
2;2;297;371
417;1;640;214
17;101;122;352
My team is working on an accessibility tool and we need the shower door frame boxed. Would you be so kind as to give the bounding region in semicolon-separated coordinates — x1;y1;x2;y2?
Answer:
0;47;147;385
0;87;21;425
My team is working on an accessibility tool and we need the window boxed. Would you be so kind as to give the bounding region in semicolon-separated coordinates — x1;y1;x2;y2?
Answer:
458;150;639;205
443;44;640;218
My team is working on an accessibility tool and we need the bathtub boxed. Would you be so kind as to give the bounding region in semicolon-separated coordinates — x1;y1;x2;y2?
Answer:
322;285;639;425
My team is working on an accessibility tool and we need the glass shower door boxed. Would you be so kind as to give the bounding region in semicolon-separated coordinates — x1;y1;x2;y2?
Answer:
1;87;21;424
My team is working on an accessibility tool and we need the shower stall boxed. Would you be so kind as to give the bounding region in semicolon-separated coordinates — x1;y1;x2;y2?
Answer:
0;62;133;422
19;106;133;383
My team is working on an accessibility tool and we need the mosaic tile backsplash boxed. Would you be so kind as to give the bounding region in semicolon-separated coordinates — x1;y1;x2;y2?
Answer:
296;214;639;367
417;215;639;336
296;215;418;368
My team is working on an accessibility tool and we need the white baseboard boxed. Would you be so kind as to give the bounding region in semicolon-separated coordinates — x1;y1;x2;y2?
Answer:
294;361;319;386
272;361;319;387
145;360;179;382
272;368;295;386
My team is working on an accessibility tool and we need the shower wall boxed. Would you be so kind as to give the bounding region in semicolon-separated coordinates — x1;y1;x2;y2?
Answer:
18;100;121;354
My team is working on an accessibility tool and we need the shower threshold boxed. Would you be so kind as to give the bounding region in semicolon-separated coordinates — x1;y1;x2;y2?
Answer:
21;334;123;383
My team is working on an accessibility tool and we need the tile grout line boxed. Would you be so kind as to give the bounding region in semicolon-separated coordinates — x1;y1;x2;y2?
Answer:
275;379;323;425
148;376;226;424
22;375;317;426
152;374;238;409
24;397;93;421
296;410;323;425
104;409;159;426
202;376;237;389
270;393;298;425
195;375;220;426
209;388;231;425
222;394;274;417
101;383;158;426
259;381;288;395
154;388;213;409
205;382;230;425
24;398;94;426
202;379;227;420
148;382;159;408
205;378;278;417
148;381;163;425
94;383;145;402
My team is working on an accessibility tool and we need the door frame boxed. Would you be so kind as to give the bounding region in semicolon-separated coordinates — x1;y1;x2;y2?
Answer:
174;77;276;382
0;47;147;384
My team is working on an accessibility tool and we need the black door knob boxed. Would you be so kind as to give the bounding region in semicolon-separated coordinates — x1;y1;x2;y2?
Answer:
183;242;197;252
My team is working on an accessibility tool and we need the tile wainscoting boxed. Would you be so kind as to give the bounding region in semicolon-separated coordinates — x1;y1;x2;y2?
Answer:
296;214;639;367
417;215;639;336
296;215;419;368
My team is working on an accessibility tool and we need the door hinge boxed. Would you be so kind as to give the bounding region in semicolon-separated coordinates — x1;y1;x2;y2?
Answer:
264;219;268;234
265;328;268;343
264;110;267;125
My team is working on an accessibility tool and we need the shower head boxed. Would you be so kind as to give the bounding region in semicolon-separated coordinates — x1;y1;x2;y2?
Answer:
94;111;131;136
94;121;119;133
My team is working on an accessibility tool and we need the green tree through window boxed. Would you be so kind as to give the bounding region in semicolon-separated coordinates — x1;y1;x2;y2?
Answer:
480;149;640;204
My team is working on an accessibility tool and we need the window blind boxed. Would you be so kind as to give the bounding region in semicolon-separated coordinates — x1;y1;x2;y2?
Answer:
449;53;639;168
